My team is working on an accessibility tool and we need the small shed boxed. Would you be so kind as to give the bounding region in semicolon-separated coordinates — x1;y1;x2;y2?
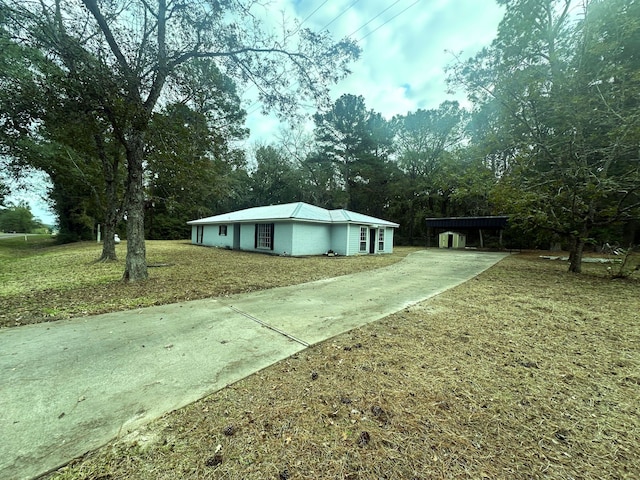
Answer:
426;216;509;248
439;231;466;249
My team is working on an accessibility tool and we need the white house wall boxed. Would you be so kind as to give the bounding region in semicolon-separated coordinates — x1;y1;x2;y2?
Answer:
275;223;294;255
330;224;349;255
191;225;234;248
346;224;371;254
381;227;394;254
291;223;331;256
239;223;254;250
191;221;394;256
235;222;292;255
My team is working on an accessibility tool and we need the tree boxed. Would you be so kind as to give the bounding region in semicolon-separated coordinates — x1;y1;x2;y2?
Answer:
0;26;125;254
391;101;469;242
2;0;359;281
0;202;38;233
450;0;640;272
273;124;342;208
313;94;394;211
249;145;304;206
145;98;246;239
0;180;8;207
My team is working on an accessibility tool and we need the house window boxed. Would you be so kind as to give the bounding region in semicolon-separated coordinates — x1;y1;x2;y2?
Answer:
359;227;367;252
378;229;385;251
219;225;228;236
196;225;204;244
255;223;274;250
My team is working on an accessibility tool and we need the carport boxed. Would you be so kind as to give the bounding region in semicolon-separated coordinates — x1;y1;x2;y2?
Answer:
426;216;509;248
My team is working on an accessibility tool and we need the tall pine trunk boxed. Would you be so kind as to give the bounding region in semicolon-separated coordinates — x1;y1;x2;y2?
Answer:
122;132;148;281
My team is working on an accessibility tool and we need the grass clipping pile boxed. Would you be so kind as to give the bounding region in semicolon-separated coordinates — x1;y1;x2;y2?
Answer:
52;254;639;479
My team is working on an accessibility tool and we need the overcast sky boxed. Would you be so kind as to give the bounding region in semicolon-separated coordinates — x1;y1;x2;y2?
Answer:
9;0;505;225
245;0;505;143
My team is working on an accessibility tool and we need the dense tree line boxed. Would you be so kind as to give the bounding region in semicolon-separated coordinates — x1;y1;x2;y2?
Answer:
1;0;638;275
0;202;45;233
451;0;640;271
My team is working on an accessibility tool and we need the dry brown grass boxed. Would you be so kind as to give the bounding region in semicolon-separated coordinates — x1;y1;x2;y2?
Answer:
0;240;420;328
49;252;640;480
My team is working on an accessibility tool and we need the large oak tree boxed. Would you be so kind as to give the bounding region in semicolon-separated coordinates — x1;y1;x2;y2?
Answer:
2;0;359;281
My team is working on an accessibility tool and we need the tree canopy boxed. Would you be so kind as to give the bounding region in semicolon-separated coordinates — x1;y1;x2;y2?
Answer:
449;0;640;271
1;0;360;280
1;0;637;277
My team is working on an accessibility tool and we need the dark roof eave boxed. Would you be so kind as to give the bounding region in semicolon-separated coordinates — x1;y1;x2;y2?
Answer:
425;216;509;229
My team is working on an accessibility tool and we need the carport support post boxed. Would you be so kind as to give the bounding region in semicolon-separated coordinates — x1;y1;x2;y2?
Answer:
479;228;484;248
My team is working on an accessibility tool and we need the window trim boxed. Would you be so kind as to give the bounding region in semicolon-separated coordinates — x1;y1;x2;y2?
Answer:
378;228;385;251
255;223;274;250
359;227;367;252
219;225;228;236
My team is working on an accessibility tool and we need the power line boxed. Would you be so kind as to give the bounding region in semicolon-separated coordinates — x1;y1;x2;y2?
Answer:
347;0;403;38
298;1;329;30
245;1;420;119
359;0;421;42
320;0;361;30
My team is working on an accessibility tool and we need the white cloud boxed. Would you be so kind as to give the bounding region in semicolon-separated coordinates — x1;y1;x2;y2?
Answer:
243;0;504;144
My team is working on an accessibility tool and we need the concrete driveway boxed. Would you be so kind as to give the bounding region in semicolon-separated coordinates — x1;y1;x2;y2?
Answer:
0;249;508;479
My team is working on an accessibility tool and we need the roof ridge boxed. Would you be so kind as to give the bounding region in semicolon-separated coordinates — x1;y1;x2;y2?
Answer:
290;202;305;218
336;208;351;221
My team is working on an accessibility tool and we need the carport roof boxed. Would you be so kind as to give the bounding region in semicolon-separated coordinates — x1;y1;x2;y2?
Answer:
188;202;399;227
426;216;509;229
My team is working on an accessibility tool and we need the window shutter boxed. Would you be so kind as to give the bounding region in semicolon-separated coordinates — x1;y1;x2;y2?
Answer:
254;224;258;249
270;223;275;250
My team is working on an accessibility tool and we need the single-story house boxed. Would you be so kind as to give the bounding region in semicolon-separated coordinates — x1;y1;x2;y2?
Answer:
187;202;399;256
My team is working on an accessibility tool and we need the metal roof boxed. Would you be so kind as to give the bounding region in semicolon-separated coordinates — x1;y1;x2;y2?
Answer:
425;216;509;229
187;202;399;227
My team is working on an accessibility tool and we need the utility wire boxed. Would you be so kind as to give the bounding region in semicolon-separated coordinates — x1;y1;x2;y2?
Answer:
347;0;403;38
359;0;421;41
320;0;361;30
246;0;419;118
298;1;329;30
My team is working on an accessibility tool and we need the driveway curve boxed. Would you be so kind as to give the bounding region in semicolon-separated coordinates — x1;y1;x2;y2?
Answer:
0;249;507;479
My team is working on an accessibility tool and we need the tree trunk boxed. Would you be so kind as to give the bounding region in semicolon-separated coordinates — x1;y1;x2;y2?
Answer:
568;234;585;273
99;143;120;262
100;190;119;261
122;133;148;282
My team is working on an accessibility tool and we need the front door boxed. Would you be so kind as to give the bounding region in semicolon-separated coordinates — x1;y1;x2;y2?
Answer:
233;224;241;250
369;228;376;254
